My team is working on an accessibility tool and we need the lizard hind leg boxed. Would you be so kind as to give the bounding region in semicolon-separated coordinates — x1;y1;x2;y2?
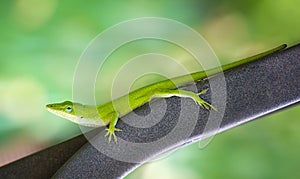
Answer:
152;88;217;111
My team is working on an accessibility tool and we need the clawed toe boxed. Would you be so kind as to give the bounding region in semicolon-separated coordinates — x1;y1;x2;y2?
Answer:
105;127;122;143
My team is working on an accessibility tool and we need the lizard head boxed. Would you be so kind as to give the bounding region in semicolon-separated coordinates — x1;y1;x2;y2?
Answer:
46;100;75;117
46;101;106;127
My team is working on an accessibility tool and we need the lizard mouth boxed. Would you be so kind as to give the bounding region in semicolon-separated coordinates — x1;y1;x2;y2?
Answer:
45;104;106;127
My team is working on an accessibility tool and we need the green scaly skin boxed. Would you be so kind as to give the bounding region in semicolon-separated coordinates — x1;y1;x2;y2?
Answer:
46;44;286;143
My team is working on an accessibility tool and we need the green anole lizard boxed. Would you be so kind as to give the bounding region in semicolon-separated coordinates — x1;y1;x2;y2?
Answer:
46;44;286;143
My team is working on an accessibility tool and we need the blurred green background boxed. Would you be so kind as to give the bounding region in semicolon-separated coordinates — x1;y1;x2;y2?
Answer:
0;0;300;178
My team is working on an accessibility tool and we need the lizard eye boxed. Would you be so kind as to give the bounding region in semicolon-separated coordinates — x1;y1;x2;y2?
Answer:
65;106;72;113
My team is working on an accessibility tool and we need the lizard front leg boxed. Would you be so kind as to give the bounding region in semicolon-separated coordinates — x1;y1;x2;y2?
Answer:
104;112;122;143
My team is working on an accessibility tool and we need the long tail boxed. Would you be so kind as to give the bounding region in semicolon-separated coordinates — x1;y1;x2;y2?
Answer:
171;44;287;85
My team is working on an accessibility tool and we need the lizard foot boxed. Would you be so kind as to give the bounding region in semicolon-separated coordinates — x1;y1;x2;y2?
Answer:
105;127;122;143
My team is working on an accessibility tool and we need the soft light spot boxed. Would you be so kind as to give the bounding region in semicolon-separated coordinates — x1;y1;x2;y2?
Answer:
202;11;249;59
0;78;47;125
141;160;199;179
12;0;57;30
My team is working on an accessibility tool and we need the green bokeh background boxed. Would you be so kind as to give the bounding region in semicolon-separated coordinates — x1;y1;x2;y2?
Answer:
0;0;299;178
